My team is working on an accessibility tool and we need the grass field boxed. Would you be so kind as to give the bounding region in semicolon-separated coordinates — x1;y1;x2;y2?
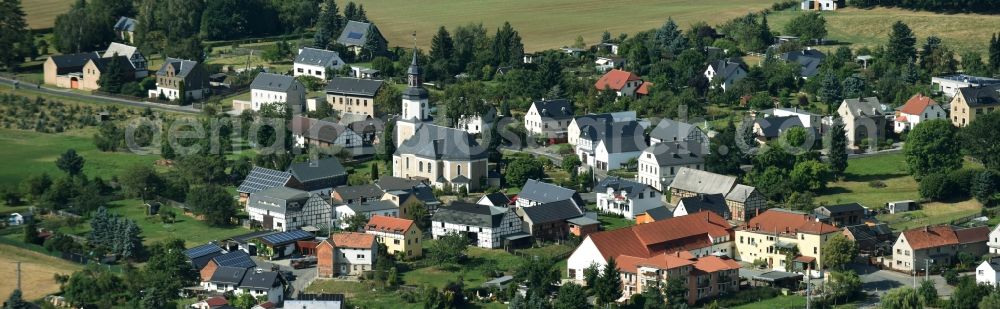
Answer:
22;0;70;29
0;128;160;188
56;199;249;245
356;0;777;51
768;8;1000;56
0;244;83;300
732;295;807;309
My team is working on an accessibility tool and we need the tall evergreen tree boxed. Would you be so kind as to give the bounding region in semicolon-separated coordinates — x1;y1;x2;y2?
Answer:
4;289;29;309
654;18;687;56
989;33;1000;74
430;26;455;61
818;72;842;110
492;22;524;67
98;53;126;93
313;0;343;48
595;257;623;306
0;0;33;71
343;2;357;21
828;121;849;177
886;21;917;65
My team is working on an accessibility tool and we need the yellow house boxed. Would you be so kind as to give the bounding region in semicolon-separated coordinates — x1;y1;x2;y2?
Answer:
949;84;1000;127
734;209;840;274
364;215;422;258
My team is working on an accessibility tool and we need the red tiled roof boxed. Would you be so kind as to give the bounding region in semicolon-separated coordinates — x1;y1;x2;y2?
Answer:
692;255;741;273
587;211;732;260
595;69;641;91
744;209;839;235
955;226;989;244
793;256;816;263
297;240;319;249
896;115;908;122
365;215;415;235
257;301;276;309
637;82;653;95
637;252;696;270
205;296;228;307
899;93;936;115
329;232;376;249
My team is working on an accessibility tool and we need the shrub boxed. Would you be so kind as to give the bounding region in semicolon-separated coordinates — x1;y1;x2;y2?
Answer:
919;173;957;201
946;168;981;198
868;180;887;188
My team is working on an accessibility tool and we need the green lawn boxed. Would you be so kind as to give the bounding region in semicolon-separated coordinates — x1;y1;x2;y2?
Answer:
55;199;249;246
732;295;807;309
0;128;160;188
768;7;1000;56
814;152;917;209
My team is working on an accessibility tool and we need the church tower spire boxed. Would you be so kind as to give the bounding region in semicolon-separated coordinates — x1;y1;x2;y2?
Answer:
397;32;431;147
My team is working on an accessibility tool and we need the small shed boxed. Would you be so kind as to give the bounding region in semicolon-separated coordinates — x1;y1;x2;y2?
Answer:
482;275;515;289
887;200;916;214
7;213;32;226
145;201;161;216
259;230;316;259
740;268;803;289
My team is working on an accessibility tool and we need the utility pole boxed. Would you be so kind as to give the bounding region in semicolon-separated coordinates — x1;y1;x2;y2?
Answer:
805;265;811;309
925;259;932;283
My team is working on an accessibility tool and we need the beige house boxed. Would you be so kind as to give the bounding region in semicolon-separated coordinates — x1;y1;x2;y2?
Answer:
364;215;423;258
734;209;840;274
147;58;210;101
891;225;989;272
668;167;766;222
837;97;890;149
323;77;384;117
80;56;135;91
43;53;100;89
949;84;1000;127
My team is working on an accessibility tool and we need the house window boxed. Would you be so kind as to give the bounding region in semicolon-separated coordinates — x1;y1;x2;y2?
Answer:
297;68;304;73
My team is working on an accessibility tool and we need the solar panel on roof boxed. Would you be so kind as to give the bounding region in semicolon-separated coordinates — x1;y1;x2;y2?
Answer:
347;32;363;39
237;167;292;193
261;230;313;245
213;251;256;268
184;243;222;258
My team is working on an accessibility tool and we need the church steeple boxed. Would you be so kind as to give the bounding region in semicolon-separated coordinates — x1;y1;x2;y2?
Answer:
407;47;422;88
400;32;430;124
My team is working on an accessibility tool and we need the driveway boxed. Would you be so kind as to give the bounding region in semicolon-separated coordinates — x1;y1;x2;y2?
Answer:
0;76;200;115
850;263;954;298
254;257;318;298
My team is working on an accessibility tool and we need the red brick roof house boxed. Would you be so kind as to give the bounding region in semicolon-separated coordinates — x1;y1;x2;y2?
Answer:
595;69;644;98
891;225;989;272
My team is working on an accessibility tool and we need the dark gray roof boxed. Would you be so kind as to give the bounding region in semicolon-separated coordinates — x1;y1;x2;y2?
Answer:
394;123;487;160
725;184;758;203
709;59;746;83
287;157;347;183
210;266;249;285
754;115;805;138
253;186;310;203
239;270;283;289
342;200;397;213
49;52;100;69
157;58;200;78
481;192;511;206
845;224;882;249
779;49;825;78
842;97;889;118
566;216;600;226
190;252;222;270
431;202;509;228
185;243;224;259
580;120;646;153
817;203;865;214
324;77;384;97
114;16;137;32
677;194;730;219
251;73;302;93
292;116;354;145
531;99;574;120
337;21;377;46
643;142;704;167
595;176;650;199
519;200;583;224
212;250;257;268
644;206;674;221
90;56;135;73
332;184;384;202
237;167;293;194
957;84;1000;107
295;47;341;67
228;230;278;244
519;179;584;206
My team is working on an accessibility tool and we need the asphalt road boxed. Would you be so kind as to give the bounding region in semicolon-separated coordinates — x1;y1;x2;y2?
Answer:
0;76;200;115
254;256;318;298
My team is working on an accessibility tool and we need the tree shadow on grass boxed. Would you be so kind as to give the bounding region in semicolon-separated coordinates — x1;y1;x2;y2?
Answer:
844;172;909;183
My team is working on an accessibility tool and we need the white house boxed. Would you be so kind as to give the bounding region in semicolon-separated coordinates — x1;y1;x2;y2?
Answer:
334;200;399;229
102;42;147;78
516;179;585;209
989;223;1000;254
566;212;733;281
931;74;1000;98
477;192;511;207
977;260;1000;287
705;59;746;92
567;111;638;146
760;107;823;130
246;187;332;232
524;99;574;138
235;269;286;304
291;116;364;149
648;118;709;146
317;232;378;277
233;73;306;113
893;93;946;133
576;120;646;171
594;69;643;97
672;194;731;219
595;57;624;72
458;107;498;135
800;0;837;10
430;202;521;249
637;142;705;192
293;47;344;80
594;176;662;219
